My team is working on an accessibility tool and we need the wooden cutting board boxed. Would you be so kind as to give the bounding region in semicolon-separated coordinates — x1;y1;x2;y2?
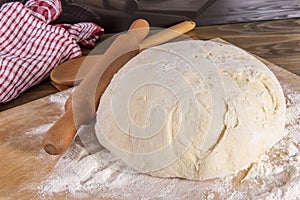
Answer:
0;39;299;199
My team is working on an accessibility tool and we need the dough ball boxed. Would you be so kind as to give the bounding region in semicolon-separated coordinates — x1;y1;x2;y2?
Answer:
95;40;286;180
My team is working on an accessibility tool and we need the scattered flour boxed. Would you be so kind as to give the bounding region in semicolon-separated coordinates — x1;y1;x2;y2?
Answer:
25;89;71;137
47;90;72;106
34;83;300;199
23;89;72;160
25;123;53;137
258;176;300;200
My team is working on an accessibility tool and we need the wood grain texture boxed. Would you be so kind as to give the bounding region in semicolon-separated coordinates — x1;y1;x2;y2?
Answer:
0;89;73;200
197;0;300;25
188;19;300;75
0;40;299;199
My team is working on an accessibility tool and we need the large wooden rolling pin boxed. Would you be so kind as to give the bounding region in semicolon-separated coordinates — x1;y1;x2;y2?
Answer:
43;20;196;155
50;21;197;87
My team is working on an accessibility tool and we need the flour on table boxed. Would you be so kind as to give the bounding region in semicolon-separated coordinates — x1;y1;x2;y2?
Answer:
37;87;300;199
47;89;72;107
25;90;71;137
22;89;73;161
33;49;299;199
25;124;53;137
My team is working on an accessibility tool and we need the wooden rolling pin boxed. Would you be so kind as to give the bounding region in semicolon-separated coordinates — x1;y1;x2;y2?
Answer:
51;21;197;87
139;20;196;50
43;20;196;155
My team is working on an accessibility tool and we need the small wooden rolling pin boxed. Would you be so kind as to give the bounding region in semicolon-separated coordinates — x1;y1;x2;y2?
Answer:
43;20;196;155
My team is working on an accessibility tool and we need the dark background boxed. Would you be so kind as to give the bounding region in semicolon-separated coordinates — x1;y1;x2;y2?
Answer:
1;0;300;33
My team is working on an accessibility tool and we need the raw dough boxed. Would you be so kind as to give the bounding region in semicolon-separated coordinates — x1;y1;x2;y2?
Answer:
95;40;286;180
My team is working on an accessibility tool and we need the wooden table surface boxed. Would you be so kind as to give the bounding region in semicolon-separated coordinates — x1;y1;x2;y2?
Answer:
196;0;300;26
0;18;299;111
0;38;299;200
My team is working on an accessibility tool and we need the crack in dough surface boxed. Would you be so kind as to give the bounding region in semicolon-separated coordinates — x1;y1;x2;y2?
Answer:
95;40;286;180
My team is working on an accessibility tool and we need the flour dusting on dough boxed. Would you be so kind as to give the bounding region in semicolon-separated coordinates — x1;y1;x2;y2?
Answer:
37;89;299;199
34;42;299;199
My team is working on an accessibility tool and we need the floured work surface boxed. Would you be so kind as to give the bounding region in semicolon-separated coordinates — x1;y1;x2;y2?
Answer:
0;39;299;199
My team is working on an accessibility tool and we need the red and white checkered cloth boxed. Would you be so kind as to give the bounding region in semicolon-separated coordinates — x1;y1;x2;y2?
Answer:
0;0;104;103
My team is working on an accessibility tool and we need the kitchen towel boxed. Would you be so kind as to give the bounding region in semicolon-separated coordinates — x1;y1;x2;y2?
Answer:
0;0;104;103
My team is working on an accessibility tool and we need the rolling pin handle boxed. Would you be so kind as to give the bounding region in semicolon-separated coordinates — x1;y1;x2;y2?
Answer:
43;109;76;155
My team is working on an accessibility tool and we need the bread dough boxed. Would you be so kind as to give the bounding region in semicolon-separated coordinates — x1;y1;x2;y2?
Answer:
95;40;286;180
